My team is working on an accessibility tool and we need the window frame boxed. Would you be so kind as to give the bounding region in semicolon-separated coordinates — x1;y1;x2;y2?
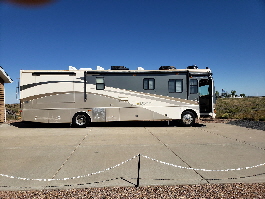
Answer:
96;77;105;90
168;79;183;93
143;78;155;90
190;79;198;94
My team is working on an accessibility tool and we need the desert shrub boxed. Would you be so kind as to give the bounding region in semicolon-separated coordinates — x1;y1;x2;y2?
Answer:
5;104;21;120
216;97;265;121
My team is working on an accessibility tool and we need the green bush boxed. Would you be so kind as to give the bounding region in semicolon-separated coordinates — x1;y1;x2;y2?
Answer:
216;97;265;121
5;104;21;121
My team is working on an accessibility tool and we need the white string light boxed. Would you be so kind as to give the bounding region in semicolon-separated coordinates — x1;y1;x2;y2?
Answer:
0;155;139;181
141;155;265;172
0;154;264;181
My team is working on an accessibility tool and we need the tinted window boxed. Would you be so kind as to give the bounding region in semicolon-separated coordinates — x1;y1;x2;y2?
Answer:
143;78;155;90
96;77;105;90
168;79;183;93
190;79;198;94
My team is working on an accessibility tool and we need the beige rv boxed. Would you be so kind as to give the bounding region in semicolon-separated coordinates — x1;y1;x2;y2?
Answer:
20;65;215;127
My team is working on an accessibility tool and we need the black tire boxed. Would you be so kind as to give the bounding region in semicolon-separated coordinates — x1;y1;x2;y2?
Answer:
72;113;90;128
180;111;195;127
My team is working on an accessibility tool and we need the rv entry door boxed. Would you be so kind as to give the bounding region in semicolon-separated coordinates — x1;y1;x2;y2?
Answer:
199;79;213;114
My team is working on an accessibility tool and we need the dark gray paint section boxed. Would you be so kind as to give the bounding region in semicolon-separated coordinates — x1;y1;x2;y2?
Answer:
86;71;212;101
86;73;188;99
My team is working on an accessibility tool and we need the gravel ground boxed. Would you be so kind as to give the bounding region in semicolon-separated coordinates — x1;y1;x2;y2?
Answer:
227;120;265;131
198;119;265;131
0;183;265;198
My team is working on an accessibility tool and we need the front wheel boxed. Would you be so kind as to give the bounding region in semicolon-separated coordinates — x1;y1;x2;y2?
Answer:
72;113;90;128
180;111;195;127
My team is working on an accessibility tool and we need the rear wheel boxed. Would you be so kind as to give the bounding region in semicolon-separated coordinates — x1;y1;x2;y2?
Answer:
72;113;90;128
181;111;195;127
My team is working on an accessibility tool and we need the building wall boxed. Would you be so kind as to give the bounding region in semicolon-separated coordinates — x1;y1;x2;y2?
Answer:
0;78;5;123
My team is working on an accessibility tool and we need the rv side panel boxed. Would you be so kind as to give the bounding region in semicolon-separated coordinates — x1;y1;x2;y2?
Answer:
20;68;214;125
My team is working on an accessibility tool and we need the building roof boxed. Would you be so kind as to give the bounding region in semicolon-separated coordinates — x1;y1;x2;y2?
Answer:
0;66;13;83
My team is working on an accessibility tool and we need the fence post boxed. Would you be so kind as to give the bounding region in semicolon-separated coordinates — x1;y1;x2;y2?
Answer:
136;154;140;187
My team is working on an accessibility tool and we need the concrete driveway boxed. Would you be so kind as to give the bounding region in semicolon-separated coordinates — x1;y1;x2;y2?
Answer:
0;121;265;190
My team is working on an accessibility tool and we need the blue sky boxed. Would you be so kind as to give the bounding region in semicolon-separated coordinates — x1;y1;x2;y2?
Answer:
1;0;265;103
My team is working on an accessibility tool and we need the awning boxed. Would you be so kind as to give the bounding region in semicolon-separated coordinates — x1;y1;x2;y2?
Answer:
0;66;13;83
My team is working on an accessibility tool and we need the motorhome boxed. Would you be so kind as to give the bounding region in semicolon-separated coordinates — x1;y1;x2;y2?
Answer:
20;65;215;127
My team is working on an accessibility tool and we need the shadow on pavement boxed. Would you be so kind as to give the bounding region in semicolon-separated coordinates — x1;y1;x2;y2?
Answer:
10;122;71;128
10;121;206;128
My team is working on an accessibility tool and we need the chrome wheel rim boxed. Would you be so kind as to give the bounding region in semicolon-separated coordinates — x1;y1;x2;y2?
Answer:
182;114;193;125
76;115;86;126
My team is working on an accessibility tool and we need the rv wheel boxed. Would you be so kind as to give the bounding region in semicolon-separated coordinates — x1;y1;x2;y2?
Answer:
181;111;195;127
72;113;89;128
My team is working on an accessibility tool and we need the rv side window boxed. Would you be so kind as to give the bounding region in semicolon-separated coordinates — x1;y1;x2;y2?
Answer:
143;78;155;90
168;79;183;93
96;77;105;90
190;79;198;94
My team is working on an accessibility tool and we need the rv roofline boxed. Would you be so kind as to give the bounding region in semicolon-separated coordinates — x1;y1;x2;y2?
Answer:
20;69;212;77
20;69;211;73
84;69;211;74
20;70;76;73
